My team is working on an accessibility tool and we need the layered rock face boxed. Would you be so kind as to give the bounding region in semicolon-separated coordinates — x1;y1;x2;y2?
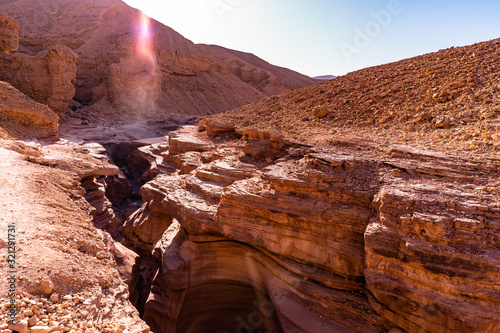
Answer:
0;80;59;138
0;0;317;118
365;146;500;333
121;124;499;333
0;12;77;115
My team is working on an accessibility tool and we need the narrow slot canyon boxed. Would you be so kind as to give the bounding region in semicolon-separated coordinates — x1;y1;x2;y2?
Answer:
79;121;500;333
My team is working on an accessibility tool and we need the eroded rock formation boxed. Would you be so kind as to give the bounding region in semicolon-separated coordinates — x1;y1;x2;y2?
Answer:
0;12;18;51
0;12;77;115
0;0;317;119
118;123;500;333
0;80;58;138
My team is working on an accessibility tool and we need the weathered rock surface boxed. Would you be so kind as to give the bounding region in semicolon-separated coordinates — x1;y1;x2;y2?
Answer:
0;80;58;138
0;12;77;115
198;44;317;95
0;41;78;114
124;124;500;333
0;0;316;119
0;141;149;332
0;12;18;51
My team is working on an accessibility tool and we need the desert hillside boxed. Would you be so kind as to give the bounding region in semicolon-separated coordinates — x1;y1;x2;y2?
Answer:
0;0;316;120
205;38;500;157
0;2;498;333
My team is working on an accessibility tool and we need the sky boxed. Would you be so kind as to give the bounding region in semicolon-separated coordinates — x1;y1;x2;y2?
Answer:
122;0;500;77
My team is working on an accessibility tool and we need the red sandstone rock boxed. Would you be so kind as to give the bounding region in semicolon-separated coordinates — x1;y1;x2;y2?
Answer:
0;80;58;137
0;12;18;51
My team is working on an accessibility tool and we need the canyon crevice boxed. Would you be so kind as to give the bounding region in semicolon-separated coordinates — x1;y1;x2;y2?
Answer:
112;124;499;333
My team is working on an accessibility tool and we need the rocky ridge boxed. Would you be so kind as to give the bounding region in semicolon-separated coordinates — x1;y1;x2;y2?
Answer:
206;38;500;157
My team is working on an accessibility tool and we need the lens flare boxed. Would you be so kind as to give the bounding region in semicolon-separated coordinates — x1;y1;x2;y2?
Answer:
137;12;154;60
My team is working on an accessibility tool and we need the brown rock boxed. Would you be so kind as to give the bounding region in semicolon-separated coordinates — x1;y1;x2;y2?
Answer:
0;13;18;52
0;44;77;114
0;80;58;138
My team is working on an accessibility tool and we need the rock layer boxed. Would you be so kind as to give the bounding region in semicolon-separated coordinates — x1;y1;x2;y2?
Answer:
124;124;500;333
0;80;59;138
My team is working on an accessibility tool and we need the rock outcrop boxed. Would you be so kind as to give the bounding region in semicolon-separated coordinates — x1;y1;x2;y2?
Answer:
0;80;58;138
0;12;18;51
0;0;316;119
125;123;499;333
0;12;77;115
0;141;149;332
0;44;78;114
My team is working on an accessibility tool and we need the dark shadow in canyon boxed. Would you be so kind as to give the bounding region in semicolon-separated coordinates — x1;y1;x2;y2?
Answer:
177;283;283;333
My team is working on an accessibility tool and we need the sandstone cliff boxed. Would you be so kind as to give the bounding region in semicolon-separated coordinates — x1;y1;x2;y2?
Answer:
119;38;500;333
125;123;499;333
0;13;77;115
0;0;316;120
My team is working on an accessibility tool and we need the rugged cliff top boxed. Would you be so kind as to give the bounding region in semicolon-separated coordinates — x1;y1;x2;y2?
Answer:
204;38;500;159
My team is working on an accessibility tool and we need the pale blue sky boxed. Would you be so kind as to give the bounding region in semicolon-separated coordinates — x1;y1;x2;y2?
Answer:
122;0;500;77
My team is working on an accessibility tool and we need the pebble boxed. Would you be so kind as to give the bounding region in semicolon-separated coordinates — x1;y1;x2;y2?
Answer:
30;326;51;333
50;294;59;303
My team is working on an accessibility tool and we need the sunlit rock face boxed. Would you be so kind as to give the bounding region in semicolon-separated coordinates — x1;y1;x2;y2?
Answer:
0;12;77;115
126;124;500;333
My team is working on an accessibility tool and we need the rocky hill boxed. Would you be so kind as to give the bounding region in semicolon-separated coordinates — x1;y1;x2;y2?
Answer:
205;38;500;157
0;0;316;121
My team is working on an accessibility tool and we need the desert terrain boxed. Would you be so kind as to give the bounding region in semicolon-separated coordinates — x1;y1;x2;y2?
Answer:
0;0;499;333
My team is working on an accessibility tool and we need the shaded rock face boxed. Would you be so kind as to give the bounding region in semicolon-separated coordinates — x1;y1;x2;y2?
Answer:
0;0;316;118
0;12;18;51
123;125;500;333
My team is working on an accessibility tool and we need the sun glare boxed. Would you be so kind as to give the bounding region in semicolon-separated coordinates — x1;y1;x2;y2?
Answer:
137;12;154;60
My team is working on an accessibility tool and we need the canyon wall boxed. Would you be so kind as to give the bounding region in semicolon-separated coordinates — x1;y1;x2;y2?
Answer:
0;12;77;115
122;124;500;333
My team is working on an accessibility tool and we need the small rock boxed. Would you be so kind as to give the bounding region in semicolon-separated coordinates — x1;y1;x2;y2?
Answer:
96;251;107;259
30;326;51;333
23;310;34;317
435;116;450;128
50;294;59;303
312;107;329;119
40;279;54;296
415;112;432;121
8;320;28;333
62;295;72;301
28;316;37;327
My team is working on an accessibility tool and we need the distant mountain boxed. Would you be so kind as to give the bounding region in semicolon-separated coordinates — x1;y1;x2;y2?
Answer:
0;0;317;119
313;75;337;81
198;44;317;95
